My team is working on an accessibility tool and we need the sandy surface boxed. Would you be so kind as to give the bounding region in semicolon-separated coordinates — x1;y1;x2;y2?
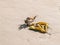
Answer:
0;0;60;45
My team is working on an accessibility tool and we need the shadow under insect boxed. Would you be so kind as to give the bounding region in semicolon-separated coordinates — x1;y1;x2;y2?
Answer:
18;24;28;30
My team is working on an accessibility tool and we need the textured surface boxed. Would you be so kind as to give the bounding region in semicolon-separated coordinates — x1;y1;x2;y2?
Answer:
0;0;60;45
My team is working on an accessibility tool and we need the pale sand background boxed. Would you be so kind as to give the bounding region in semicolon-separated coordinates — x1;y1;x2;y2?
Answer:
0;0;60;45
